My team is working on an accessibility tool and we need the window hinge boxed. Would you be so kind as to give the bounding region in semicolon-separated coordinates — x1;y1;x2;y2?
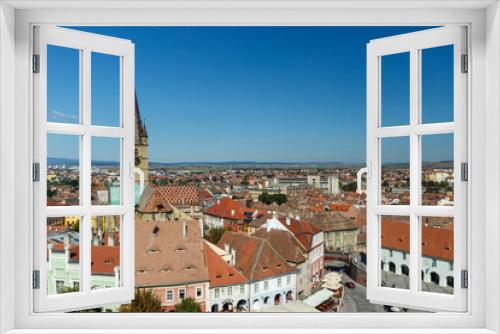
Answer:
32;270;40;289
461;269;468;289
461;54;468;73
32;54;40;73
32;162;40;182
461;162;468;182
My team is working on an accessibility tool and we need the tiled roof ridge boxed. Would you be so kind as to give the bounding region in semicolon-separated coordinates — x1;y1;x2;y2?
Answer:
249;239;264;280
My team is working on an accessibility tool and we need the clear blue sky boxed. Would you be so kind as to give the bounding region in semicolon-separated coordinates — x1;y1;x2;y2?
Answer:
47;26;454;164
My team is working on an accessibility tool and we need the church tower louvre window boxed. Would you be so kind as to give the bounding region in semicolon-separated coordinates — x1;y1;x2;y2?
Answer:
135;94;149;185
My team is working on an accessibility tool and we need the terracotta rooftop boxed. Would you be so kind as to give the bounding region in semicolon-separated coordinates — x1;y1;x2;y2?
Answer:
204;197;255;220
137;185;199;213
252;229;307;265
309;212;358;232
135;219;209;287
381;217;454;261
278;217;322;251
50;243;119;275
203;241;247;288
217;231;295;281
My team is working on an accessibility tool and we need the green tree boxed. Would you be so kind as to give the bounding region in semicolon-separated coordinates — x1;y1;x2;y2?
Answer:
119;289;163;313
174;297;202;312
258;192;287;205
341;181;357;192
72;220;79;233
58;286;79;294
204;227;227;245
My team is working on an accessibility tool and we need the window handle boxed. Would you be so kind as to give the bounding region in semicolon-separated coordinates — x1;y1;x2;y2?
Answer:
357;165;369;194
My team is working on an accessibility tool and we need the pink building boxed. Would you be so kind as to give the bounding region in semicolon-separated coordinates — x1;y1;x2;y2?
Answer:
135;219;210;312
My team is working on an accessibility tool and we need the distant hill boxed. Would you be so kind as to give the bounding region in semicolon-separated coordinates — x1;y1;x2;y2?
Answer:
149;161;367;169
48;157;119;167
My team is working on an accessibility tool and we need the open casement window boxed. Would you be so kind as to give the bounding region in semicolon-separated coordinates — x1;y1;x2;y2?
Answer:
33;26;135;312
366;26;467;312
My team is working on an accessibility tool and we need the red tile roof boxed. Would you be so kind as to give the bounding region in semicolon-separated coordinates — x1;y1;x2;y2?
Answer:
252;229;307;264
217;232;295;281
278;217;322;251
50;243;119;275
381;217;454;261
204;197;255;220
135;219;209;287
203;241;247;288
137;185;200;213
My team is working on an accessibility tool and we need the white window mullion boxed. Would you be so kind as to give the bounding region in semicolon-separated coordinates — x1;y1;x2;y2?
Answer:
80;48;92;294
121;45;135;295
409;48;420;293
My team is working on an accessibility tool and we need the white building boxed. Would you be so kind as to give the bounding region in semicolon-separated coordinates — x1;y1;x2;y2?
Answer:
381;217;454;290
217;231;299;312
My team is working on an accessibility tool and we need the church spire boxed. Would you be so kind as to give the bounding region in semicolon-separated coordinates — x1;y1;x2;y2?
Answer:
135;92;148;145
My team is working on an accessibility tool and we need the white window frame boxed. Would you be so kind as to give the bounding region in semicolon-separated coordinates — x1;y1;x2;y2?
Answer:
0;1;498;333
32;25;136;313
366;25;467;312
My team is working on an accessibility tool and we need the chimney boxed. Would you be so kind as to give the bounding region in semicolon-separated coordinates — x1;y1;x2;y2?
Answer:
63;235;70;250
97;223;103;245
286;217;291;226
231;248;236;266
107;234;115;247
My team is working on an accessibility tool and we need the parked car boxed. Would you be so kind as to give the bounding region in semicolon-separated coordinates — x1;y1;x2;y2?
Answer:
344;281;355;289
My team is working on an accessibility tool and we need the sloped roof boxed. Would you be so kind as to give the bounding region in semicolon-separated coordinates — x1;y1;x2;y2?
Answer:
204;197;254;220
252;229;307;264
278;217;322;251
91;246;120;276
203;241;247;288
137;185;199;213
50;243;119;276
217;232;295;281
309;212;358;232
381;217;454;261
135;219;209;287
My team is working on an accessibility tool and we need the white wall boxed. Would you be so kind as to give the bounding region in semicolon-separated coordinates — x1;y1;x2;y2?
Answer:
249;273;297;311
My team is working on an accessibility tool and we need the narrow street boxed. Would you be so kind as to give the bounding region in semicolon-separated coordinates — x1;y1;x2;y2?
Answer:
338;274;385;313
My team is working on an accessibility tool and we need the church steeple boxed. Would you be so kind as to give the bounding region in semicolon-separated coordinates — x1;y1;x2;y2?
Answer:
135;93;149;185
135;94;148;145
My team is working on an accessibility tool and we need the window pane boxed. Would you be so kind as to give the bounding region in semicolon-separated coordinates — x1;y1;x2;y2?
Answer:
47;134;80;206
420;216;454;294
421;134;454;206
91;52;121;127
380;215;410;290
421;45;454;124
47;216;81;295
91;215;121;290
381;52;410;127
381;137;410;205
91;137;121;205
47;45;80;124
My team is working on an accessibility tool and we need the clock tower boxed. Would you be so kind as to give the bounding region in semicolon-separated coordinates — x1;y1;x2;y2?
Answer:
135;94;149;185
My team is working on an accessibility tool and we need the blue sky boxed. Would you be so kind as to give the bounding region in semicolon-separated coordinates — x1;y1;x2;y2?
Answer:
47;26;454;164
